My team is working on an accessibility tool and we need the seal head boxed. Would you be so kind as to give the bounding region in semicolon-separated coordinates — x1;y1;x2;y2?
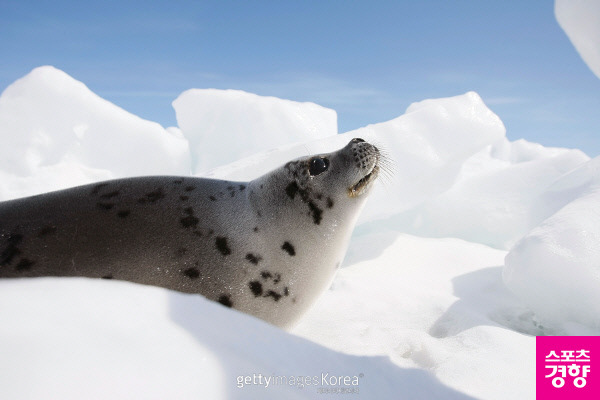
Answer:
244;138;381;327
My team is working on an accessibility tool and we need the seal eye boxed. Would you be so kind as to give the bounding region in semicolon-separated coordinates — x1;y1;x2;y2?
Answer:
309;157;329;176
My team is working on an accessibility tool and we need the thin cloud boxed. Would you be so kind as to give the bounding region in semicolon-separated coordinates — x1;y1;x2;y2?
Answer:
98;91;182;98
17;15;200;36
241;74;392;108
484;96;529;105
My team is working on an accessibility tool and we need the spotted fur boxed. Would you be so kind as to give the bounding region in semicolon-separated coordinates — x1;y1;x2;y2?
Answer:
0;139;383;330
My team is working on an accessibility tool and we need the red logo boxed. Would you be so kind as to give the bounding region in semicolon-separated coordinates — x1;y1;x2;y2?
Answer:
536;336;598;399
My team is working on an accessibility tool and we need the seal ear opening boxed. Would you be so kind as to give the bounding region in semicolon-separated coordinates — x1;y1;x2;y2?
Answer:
309;157;329;176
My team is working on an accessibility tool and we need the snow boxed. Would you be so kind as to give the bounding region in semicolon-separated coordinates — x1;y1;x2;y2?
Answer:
504;156;600;330
0;277;471;400
389;138;589;249
556;0;600;79
173;88;337;174
294;232;535;400
0;66;190;200
1;65;599;400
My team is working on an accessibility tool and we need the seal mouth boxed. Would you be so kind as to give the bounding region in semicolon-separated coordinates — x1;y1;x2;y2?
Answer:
349;161;380;198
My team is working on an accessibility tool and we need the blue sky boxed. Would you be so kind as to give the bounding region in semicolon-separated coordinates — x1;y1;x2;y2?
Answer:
1;0;599;155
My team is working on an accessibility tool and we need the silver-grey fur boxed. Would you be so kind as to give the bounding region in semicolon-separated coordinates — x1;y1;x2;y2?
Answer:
0;138;381;329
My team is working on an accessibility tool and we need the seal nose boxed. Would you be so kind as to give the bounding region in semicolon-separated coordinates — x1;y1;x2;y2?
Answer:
351;138;365;143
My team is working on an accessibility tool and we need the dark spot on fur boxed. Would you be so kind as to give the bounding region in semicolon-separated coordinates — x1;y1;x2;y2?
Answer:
285;180;310;202
253;227;259;232
249;280;263;296
180;216;199;228
308;201;323;224
102;275;113;279
284;287;289;296
273;273;281;284
183;267;200;279
209;195;216;201
97;202;114;210
281;241;295;256
193;230;203;237
246;253;261;265
7;234;23;244
257;211;262;217
180;207;199;229
185;186;195;192
218;294;233;308
0;233;23;266
260;271;272;280
230;191;235;198
90;183;109;195
15;258;35;272
173;179;184;184
117;210;131;218
208;229;214;235
215;236;231;256
327;197;334;208
239;185;246;191
38;226;57;237
285;181;299;199
301;190;310;202
145;188;165;203
260;184;264;189
264;290;282;301
316;193;323;200
99;190;120;199
180;195;189;201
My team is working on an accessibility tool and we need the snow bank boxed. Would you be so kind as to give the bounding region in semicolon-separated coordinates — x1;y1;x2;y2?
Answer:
389;138;589;248
0;278;471;400
556;0;600;79
173;89;337;174
504;156;600;329
0;66;190;200
295;232;536;400
347;92;506;220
